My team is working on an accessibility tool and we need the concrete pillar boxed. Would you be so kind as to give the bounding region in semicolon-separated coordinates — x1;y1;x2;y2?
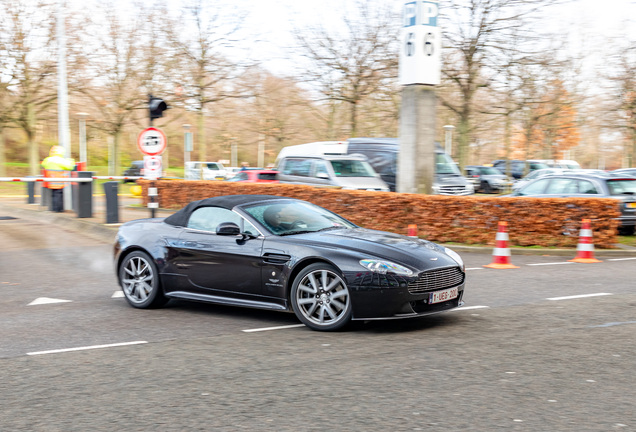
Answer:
397;85;437;194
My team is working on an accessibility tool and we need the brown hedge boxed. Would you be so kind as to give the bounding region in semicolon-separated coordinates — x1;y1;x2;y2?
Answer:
139;180;621;248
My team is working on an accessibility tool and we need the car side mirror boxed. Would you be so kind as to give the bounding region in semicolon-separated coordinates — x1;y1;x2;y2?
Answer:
216;222;241;236
317;173;329;180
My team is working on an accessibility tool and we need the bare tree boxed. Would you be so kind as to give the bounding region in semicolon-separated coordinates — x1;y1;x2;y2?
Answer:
168;0;250;162
439;0;563;169
0;0;57;175
293;0;399;137
607;44;636;167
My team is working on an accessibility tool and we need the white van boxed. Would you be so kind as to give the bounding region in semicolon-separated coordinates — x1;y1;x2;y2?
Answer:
275;142;390;191
185;161;227;180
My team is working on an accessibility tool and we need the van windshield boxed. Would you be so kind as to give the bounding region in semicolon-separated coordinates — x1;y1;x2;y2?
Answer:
331;160;377;177
436;153;461;175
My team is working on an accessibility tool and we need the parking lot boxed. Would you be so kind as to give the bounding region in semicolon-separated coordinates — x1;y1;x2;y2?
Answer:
1;213;635;431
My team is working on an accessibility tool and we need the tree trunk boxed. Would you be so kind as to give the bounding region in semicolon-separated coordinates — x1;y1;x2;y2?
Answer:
0;127;6;177
350;101;358;137
197;109;206;161
27;103;39;176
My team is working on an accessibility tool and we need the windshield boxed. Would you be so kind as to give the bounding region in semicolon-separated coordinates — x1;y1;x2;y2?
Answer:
606;179;636;196
480;167;502;175
242;201;357;235
330;160;377;177
436;152;461;175
206;163;222;170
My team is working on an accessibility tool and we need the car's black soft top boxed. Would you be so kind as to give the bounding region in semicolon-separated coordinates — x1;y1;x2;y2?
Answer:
163;194;294;227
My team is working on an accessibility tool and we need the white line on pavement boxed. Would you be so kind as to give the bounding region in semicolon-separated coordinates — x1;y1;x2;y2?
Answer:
608;257;636;261
451;305;489;311
466;268;484;271
546;293;612;301
242;324;305;333
26;341;148;356
527;262;575;266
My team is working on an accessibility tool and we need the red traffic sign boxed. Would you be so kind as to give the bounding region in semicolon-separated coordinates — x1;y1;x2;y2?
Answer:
143;155;162;179
137;127;167;156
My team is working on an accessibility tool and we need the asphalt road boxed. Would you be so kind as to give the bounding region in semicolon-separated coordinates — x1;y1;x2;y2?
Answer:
1;215;635;431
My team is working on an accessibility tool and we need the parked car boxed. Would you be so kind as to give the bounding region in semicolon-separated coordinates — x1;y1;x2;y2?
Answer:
227;169;279;183
122;160;143;183
114;195;466;331
534;159;582;170
512;168;568;191
492;160;550;180
509;172;636;234
612;168;636;178
277;138;474;195
464;165;510;193
185;161;227;180
276;154;390;192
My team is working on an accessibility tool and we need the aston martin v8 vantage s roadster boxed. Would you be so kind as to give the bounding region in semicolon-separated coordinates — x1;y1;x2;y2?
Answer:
114;195;466;331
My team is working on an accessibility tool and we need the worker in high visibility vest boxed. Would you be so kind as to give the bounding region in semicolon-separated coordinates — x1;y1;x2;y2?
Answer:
41;145;75;212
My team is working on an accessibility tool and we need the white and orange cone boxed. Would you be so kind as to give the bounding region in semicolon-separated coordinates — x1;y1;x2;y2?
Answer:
484;221;519;269
568;219;602;263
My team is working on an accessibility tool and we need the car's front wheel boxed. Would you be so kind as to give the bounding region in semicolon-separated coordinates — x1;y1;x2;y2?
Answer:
290;263;352;331
118;251;167;308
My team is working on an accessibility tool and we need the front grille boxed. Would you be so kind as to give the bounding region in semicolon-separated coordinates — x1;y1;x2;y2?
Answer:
407;267;464;294
438;185;469;195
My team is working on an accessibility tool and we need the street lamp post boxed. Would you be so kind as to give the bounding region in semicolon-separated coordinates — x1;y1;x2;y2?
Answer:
443;125;455;156
77;112;89;169
183;124;192;176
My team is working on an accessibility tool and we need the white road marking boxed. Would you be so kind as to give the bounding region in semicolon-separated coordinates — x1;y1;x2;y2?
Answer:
111;291;125;298
28;297;72;306
466;267;484;271
242;324;305;333
608;257;636;261
527;262;574;266
546;293;612;301
26;341;148;356
451;305;489;311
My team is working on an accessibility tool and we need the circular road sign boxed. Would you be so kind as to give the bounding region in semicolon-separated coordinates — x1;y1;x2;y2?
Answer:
137;127;167;156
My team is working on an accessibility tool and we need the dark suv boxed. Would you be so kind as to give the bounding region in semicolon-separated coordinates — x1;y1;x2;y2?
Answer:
510;172;636;234
493;160;549;180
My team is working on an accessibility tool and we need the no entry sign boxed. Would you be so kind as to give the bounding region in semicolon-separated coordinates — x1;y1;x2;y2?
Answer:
137;127;167;156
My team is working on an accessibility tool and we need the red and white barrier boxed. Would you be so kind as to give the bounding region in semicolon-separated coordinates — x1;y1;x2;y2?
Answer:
568;219;602;263
483;221;519;269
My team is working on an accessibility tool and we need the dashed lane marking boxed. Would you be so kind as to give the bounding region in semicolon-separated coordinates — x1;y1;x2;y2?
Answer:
451;305;489;311
527;262;575;266
111;291;124;298
242;324;305;333
27;341;148;356
546;293;612;301
28;297;72;306
608;257;636;261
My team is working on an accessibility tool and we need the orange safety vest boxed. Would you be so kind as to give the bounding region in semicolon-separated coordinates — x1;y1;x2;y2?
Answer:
43;169;71;189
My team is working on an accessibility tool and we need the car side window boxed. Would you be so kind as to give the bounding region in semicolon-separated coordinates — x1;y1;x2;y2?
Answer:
282;159;312;176
545;178;577;194
577;180;598;194
314;160;330;178
519;178;549;195
187;207;258;234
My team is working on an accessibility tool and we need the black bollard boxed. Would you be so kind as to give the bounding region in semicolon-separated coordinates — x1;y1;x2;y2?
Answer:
103;181;119;224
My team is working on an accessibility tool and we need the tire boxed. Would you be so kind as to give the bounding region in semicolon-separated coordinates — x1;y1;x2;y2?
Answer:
481;181;492;194
118;251;167;309
290;263;352;331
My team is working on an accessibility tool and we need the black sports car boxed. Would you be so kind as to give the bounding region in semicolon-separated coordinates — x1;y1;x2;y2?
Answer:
114;195;466;331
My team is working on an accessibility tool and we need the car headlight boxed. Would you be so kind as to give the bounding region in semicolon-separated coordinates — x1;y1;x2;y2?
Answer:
359;259;413;276
444;247;465;271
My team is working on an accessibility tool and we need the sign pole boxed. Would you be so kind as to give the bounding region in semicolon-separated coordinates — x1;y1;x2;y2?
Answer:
397;0;441;194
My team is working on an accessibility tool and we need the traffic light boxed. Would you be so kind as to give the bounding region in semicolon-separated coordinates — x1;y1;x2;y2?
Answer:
148;95;168;122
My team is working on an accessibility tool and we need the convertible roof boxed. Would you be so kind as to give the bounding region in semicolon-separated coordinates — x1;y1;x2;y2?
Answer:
163;194;293;226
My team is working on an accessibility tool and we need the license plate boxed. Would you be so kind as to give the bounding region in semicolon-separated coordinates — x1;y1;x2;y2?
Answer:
627;203;636;209
429;287;459;304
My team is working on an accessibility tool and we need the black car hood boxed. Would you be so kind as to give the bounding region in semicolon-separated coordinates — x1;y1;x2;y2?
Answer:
283;228;458;270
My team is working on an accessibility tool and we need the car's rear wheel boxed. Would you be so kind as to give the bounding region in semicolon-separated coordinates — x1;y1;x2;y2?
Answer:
119;251;167;308
291;263;352;331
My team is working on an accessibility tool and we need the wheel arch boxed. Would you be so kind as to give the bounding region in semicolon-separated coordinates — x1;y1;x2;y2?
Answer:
286;257;343;299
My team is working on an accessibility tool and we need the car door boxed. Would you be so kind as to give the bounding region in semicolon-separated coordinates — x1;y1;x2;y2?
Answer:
172;207;265;298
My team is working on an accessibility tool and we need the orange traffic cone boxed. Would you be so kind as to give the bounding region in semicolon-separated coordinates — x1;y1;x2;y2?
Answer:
408;224;417;237
568;219;602;263
484;221;519;269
